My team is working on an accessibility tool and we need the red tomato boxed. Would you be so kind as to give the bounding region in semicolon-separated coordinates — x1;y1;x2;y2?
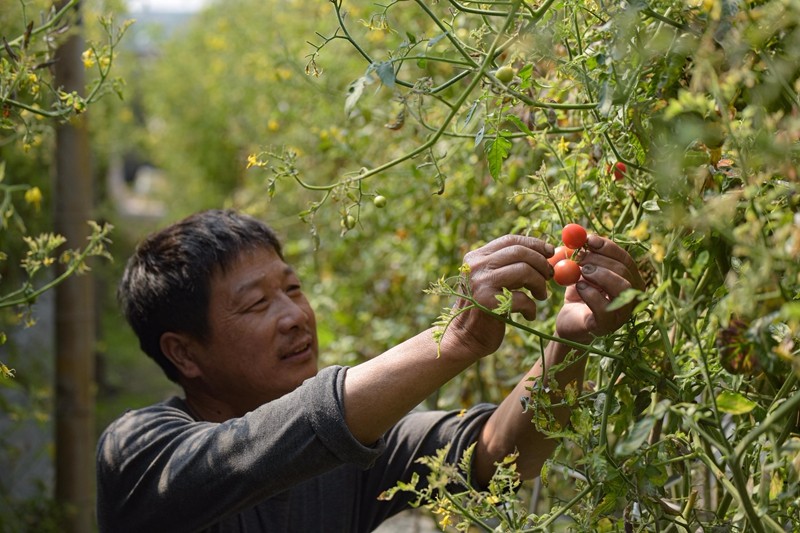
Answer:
612;161;627;181
562;223;588;249
547;245;575;267
553;259;581;286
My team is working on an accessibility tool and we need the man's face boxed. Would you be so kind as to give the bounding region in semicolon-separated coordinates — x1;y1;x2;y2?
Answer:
189;246;319;414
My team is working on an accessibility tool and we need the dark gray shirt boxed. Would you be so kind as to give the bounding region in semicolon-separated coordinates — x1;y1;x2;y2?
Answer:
96;365;495;533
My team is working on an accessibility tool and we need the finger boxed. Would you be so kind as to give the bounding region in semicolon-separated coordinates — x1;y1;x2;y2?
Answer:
581;236;645;290
578;254;632;287
478;244;554;282
511;291;538;321
576;266;636;331
580;263;633;301
472;262;549;301
573;281;622;334
469;234;555;261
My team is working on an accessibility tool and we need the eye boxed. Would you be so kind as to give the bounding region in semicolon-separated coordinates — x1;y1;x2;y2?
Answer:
245;297;269;312
286;284;302;294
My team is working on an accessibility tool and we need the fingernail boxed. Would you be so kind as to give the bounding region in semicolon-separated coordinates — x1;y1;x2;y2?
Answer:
576;281;588;291
544;243;555;256
581;264;596;274
588;235;603;249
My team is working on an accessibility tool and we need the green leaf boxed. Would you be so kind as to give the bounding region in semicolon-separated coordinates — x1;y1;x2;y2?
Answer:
506;114;535;137
485;134;512;180
606;288;642;311
615;416;655;456
642;199;661;212
463;99;479;127
374;61;396;89
716;391;757;415
427;32;448;48
474;123;485;148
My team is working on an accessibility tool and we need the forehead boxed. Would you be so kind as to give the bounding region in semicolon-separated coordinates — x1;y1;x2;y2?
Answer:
212;246;292;290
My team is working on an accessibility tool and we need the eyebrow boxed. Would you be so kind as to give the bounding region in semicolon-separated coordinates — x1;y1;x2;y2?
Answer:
232;265;296;299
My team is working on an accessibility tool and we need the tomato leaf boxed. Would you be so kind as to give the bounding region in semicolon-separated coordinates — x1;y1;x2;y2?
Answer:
374;61;396;89
464;99;479;127
614;415;655;456
485;133;512;180
606;288;642;311
506;114;535;138
716;390;757;415
427;32;448;48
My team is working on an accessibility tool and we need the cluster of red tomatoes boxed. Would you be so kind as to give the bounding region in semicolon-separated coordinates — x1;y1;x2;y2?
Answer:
548;223;587;286
545;161;625;286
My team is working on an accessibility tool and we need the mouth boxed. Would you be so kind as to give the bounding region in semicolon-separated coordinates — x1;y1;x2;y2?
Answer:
280;339;314;362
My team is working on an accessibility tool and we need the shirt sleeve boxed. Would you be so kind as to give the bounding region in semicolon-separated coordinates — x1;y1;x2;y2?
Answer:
96;365;384;533
354;403;497;529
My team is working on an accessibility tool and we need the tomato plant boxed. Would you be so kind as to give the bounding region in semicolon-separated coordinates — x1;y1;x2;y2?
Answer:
282;1;800;530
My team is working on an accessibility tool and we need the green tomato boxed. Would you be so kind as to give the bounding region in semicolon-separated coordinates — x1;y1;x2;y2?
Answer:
342;214;356;230
373;195;387;208
495;65;514;84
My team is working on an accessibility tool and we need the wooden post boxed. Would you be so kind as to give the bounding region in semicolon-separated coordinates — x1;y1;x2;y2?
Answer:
53;2;96;531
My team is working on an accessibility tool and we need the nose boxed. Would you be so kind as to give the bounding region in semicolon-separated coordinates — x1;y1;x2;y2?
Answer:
277;296;312;332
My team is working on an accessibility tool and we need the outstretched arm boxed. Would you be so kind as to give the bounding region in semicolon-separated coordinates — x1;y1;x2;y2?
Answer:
342;234;554;446
473;235;645;484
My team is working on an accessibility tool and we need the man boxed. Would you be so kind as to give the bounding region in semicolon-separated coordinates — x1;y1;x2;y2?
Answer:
96;209;643;532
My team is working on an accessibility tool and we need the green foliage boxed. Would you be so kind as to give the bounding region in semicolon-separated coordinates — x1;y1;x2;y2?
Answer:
277;0;800;530
0;1;130;142
0;2;124;377
117;0;800;530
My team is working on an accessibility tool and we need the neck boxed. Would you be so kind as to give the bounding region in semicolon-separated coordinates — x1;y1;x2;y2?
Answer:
182;386;239;422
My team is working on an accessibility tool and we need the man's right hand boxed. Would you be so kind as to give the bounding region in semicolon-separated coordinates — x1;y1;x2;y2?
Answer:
440;234;555;362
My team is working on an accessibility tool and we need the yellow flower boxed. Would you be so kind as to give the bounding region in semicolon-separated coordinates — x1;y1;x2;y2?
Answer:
267;119;280;132
650;242;666;263
246;154;261;169
557;136;570;155
628;220;650;240
24;186;42;211
437;510;452;529
81;49;96;69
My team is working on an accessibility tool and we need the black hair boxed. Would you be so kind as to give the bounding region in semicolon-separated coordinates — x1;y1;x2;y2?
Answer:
117;209;283;382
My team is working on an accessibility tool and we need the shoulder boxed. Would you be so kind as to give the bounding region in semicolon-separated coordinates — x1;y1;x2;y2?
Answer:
96;397;195;463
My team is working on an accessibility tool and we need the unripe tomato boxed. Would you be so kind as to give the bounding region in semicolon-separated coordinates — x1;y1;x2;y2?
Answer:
547;245;575;267
495;65;514;83
342;214;356;229
612;161;626;181
373;195;387;208
561;223;588;249
553;259;581;286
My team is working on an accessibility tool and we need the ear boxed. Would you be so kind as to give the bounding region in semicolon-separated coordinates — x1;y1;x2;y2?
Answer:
160;332;203;380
